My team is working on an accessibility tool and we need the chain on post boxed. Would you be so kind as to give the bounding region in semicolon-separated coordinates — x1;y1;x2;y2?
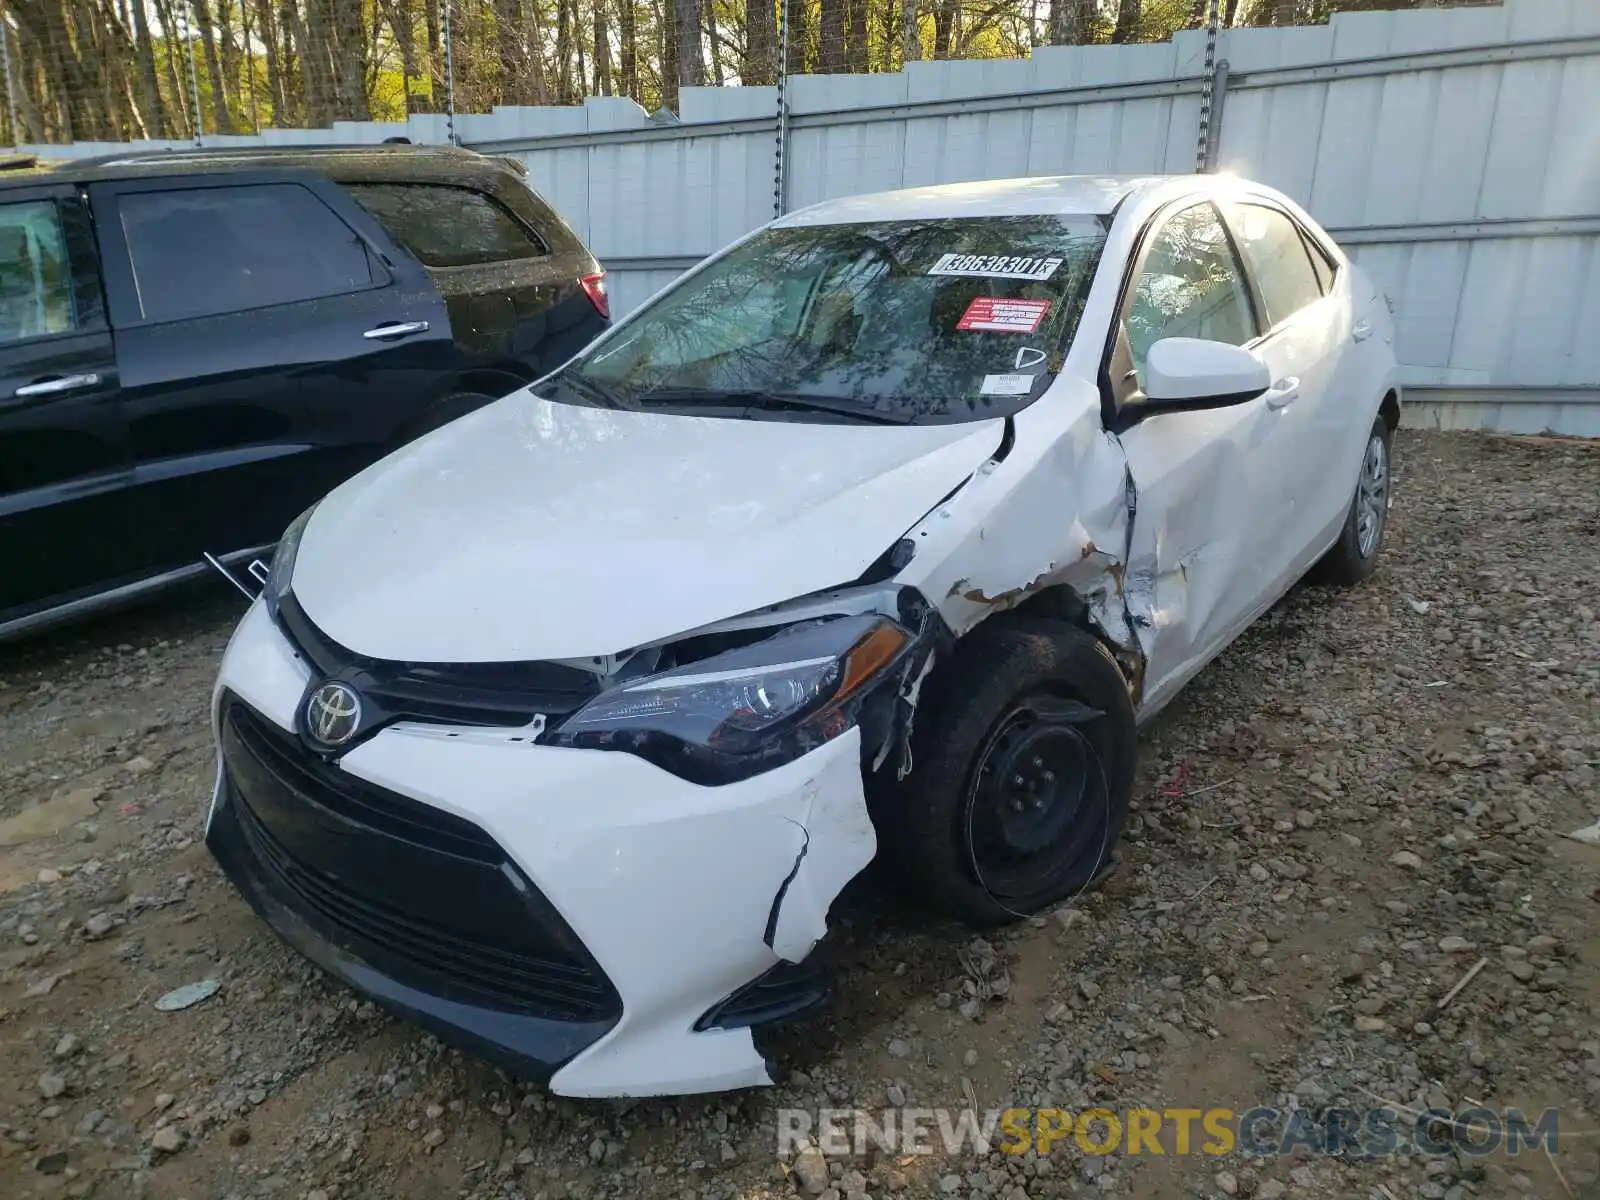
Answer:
1195;0;1221;173
442;0;458;146
176;4;204;146
774;2;791;219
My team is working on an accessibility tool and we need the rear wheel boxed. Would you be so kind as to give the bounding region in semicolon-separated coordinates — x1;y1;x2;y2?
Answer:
1314;415;1393;586
872;617;1137;925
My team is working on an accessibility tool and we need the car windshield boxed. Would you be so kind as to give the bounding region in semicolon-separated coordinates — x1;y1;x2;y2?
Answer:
553;214;1108;424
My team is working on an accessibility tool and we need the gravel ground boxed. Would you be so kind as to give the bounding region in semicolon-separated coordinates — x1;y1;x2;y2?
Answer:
0;429;1596;1200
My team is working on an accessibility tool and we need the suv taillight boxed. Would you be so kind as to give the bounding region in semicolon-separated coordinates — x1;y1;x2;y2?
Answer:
581;271;609;319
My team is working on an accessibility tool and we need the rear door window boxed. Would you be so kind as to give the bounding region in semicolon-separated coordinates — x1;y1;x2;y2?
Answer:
116;184;375;322
1226;203;1326;329
0;200;79;343
345;183;548;268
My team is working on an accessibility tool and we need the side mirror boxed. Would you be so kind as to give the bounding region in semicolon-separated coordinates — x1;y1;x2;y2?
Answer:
1142;337;1270;410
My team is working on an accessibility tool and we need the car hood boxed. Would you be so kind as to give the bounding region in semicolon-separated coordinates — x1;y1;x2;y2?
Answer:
291;392;1004;662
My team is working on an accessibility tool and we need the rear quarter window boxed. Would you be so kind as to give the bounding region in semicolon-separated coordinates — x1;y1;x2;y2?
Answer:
346;183;548;268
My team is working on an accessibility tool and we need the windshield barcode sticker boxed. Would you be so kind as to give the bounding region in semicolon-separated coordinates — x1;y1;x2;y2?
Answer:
957;297;1051;334
929;254;1064;281
980;373;1037;396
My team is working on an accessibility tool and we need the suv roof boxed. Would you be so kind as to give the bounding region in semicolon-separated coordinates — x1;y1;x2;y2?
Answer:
0;143;525;191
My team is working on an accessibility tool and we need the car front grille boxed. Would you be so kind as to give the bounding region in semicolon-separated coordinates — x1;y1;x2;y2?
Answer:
273;592;599;729
221;696;620;1024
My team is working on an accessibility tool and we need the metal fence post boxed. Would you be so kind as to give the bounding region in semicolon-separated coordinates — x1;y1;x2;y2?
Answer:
443;0;459;146
774;3;791;218
177;4;204;146
1195;0;1222;172
1203;61;1230;173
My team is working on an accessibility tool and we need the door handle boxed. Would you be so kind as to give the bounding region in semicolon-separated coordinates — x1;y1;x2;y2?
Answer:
1264;376;1300;410
13;373;102;399
1352;320;1373;342
363;320;430;341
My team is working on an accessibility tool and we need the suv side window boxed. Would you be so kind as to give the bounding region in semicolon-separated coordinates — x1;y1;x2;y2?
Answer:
116;184;374;322
1226;203;1325;329
1124;201;1257;381
345;183;548;268
0;201;79;344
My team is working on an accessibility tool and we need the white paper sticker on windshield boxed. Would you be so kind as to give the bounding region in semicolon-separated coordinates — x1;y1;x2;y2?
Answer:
980;373;1036;396
928;253;1064;281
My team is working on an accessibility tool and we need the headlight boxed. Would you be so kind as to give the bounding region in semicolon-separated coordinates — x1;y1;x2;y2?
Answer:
550;614;913;784
265;503;318;610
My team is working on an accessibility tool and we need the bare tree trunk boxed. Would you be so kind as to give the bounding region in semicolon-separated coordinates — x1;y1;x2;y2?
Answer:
705;0;724;84
902;0;922;63
192;0;234;132
217;0;245;128
675;0;703;91
820;0;845;73
784;0;807;73
556;0;575;103
423;0;442;108
661;0;679;111
619;0;638;99
932;0;956;59
846;0;867;72
132;0;169;135
594;0;614;95
745;0;776;85
378;0;421;113
1111;0;1140;43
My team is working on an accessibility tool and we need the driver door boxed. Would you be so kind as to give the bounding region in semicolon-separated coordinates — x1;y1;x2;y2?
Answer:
1108;201;1282;718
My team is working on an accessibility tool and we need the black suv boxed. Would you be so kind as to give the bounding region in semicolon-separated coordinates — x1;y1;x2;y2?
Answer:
0;144;609;638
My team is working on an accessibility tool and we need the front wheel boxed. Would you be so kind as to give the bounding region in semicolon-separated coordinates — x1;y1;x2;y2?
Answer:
871;617;1137;925
1313;415;1393;587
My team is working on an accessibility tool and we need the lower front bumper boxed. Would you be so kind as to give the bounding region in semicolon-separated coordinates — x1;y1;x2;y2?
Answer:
206;774;617;1082
206;597;877;1096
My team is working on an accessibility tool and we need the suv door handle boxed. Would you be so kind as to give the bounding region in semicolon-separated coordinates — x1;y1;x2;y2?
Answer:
1352;320;1373;342
1264;376;1300;410
13;373;102;399
363;321;430;341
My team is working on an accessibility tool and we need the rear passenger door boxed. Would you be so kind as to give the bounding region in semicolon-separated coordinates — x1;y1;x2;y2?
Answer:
1221;199;1348;574
0;185;134;620
90;171;455;573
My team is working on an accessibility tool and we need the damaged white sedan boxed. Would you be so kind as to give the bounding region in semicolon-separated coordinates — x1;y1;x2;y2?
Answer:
205;174;1399;1097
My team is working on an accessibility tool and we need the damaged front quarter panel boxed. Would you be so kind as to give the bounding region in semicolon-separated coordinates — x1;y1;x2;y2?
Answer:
896;398;1143;672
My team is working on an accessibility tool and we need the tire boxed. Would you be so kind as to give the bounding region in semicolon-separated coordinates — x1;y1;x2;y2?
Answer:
1313;414;1393;587
396;390;496;445
871;617;1137;925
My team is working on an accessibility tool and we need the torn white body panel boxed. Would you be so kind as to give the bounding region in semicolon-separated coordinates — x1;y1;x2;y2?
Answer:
209;600;879;1098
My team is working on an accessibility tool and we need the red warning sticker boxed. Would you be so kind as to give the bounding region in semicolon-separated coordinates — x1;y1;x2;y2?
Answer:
956;296;1051;334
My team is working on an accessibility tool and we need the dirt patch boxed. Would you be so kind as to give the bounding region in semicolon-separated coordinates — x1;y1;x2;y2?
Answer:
1;431;1597;1200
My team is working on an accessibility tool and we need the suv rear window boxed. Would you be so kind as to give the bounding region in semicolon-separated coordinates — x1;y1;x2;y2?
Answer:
346;183;547;268
117;184;374;322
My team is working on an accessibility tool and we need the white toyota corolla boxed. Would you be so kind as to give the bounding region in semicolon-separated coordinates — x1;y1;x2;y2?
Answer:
206;173;1399;1097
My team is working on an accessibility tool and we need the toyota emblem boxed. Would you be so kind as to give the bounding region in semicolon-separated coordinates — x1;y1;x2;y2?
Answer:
305;681;363;748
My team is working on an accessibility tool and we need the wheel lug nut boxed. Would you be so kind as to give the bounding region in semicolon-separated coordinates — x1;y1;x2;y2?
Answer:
1032;756;1044;769
1012;774;1026;787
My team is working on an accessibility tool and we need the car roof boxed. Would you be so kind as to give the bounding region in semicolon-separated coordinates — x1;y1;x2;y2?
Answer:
0;143;521;190
775;174;1199;227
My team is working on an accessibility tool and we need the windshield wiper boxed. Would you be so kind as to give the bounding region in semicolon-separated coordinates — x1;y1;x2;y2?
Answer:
549;372;635;410
635;388;915;425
